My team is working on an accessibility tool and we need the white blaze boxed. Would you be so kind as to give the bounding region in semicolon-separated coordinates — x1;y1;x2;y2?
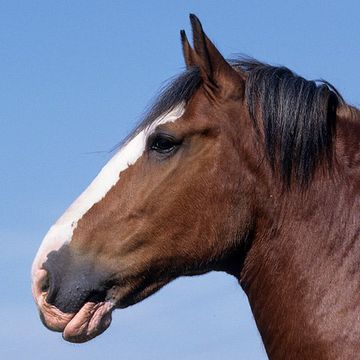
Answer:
32;104;185;278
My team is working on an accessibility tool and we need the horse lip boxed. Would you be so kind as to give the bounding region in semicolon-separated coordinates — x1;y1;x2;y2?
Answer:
35;291;75;332
34;285;115;342
62;301;114;343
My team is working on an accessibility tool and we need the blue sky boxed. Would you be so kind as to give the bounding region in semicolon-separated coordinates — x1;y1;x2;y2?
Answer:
1;1;359;359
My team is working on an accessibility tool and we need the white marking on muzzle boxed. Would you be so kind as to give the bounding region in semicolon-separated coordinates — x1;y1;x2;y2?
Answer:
32;104;185;279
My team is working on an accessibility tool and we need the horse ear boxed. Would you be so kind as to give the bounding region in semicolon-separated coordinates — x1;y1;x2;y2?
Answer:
180;30;195;69
188;14;244;98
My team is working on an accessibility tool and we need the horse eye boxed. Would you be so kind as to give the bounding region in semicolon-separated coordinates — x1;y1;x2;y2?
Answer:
149;134;180;154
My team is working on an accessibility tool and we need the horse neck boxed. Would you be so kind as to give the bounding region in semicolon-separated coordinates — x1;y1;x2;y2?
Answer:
239;114;360;359
336;105;360;178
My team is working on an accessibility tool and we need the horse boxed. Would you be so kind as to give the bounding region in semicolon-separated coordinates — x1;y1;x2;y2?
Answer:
32;14;360;359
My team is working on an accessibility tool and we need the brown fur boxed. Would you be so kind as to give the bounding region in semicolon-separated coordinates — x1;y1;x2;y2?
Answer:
35;15;360;358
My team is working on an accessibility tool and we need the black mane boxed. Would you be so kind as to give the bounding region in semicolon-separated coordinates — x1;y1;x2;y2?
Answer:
233;59;342;186
124;58;343;186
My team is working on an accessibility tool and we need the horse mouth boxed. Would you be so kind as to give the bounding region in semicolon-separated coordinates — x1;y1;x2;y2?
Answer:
62;301;114;343
35;286;115;343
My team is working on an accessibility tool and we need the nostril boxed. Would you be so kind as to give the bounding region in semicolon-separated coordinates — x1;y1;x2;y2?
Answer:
40;273;50;293
32;268;50;299
44;271;60;305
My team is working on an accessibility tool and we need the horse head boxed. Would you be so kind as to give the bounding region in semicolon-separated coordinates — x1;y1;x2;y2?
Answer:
32;15;357;360
32;15;261;343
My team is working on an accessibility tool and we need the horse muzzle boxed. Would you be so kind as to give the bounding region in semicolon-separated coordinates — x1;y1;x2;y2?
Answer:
31;246;117;343
32;268;115;342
